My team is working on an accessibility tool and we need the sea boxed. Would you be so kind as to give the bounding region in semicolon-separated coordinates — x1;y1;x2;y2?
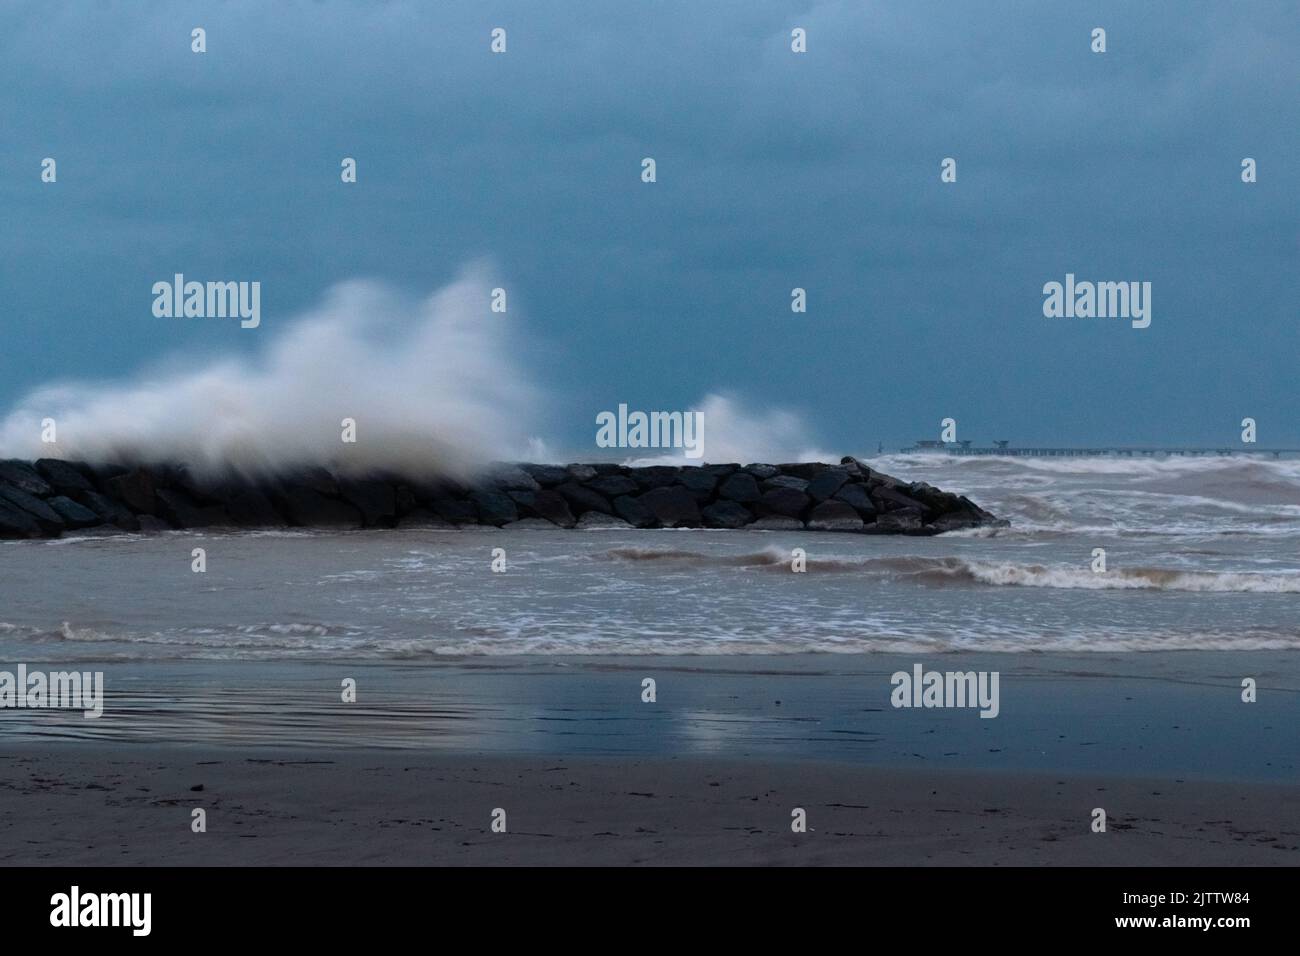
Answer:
1;454;1296;770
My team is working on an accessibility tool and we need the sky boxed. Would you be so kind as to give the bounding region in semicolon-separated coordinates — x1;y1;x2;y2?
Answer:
1;0;1296;460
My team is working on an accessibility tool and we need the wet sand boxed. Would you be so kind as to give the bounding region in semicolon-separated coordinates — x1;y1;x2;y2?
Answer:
1;746;1297;866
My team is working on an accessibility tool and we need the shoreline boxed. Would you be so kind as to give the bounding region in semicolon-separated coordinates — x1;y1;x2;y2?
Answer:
1;746;1295;866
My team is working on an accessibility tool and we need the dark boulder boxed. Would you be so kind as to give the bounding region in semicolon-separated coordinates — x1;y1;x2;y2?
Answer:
869;510;925;534
277;487;363;528
520;464;569;487
501;517;561;530
430;498;478;524
529;489;576;528
74;490;140;530
832;482;877;517
755;487;810;519
104;468;158;515
227;489;285;527
675;469;718;501
0;483;64;534
701;463;740;478
486;465;540;492
0;460;52;496
34;459;94;495
576;512;633;530
638;486;701;527
806;499;864;532
565;464;598;483
47;496;101;529
870;484;931;515
805;468;849;502
776;462;827;480
136;515;173;533
556;482;613;516
588;474;639;498
743;463;779;480
0;501;42;538
701;500;753;529
157;488;229;528
613;494;654;528
340;478;398;527
749;516;803;531
717;472;761;503
629;466;681;490
397;509;457;530
286;466;340;497
763;474;809;493
470;490;519;526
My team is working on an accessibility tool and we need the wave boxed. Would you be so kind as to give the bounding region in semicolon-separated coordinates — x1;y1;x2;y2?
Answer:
5;618;1297;658
600;547;1300;592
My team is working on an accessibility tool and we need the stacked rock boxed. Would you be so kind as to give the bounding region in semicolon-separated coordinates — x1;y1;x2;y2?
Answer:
0;457;1004;538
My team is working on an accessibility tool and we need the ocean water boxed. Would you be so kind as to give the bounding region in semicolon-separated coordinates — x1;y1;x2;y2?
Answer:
1;455;1298;660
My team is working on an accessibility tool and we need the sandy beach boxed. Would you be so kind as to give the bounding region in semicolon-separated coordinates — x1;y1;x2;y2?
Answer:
2;746;1296;866
1;651;1296;866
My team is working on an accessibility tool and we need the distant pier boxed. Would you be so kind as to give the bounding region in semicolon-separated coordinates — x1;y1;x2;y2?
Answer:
902;440;1300;458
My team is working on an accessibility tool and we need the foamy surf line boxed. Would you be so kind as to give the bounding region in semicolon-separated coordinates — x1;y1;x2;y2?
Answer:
600;547;1300;592
4;619;1300;657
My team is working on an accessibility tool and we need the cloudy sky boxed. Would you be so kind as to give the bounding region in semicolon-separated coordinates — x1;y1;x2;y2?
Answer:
1;0;1296;457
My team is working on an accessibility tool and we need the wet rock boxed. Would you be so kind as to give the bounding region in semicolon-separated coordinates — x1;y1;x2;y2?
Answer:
613;494;654;528
74;490;140;530
638;486;701;527
754;487;809;519
870;484;930;515
529;489;576;528
763;475;809;493
227;489;285;528
397;509;458;530
34;459;94;495
0;460;53;497
430;498;478;524
556;482;613;516
870;510;925;534
340;478;398;527
832;482;877;517
104;468;158;515
485;465;540;492
0;483;64;534
806;499;864;532
519;464;568;487
501;517;562;530
743;463;779;480
676;469;718;501
717;472;761;503
470;490;519;526
805;468;849;502
701;500;753;529
629;466;681;490
588;475;639;498
276;487;363;528
136;515;173;533
0;501;42;538
576;512;633;530
47;496;101;529
157;488;229;528
748;516;803;531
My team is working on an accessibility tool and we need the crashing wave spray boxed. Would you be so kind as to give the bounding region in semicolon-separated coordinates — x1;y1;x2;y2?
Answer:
0;264;540;479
